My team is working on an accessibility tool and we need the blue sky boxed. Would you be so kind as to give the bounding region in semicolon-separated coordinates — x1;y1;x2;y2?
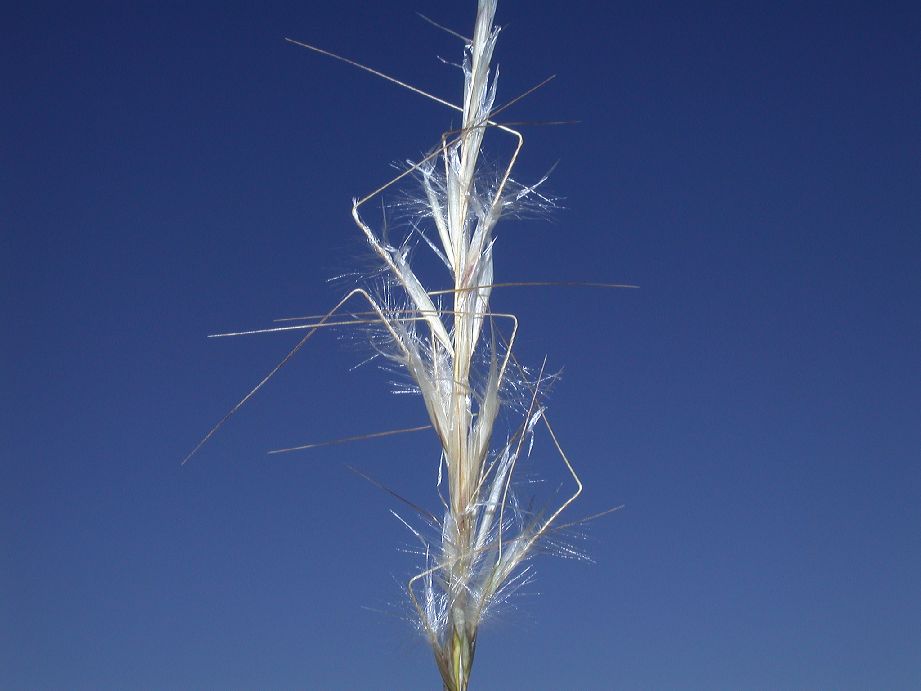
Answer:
3;1;920;689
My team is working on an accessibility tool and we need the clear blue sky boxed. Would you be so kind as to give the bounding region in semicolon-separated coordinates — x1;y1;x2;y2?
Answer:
3;1;920;689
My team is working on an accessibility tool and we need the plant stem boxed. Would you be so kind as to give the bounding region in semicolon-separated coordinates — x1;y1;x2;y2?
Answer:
438;607;477;691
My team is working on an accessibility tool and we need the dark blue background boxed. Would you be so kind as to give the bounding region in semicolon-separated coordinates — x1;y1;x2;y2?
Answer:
4;2;920;688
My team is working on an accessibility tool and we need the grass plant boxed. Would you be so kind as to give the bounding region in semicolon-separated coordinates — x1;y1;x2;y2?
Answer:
184;2;627;688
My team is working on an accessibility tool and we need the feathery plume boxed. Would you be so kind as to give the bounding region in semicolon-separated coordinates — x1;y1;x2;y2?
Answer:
183;2;627;688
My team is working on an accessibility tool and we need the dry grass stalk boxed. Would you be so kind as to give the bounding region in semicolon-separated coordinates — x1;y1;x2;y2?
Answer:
343;4;585;687
184;2;622;688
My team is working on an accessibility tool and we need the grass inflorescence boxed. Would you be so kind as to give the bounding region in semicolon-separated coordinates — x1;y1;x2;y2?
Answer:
185;2;628;688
